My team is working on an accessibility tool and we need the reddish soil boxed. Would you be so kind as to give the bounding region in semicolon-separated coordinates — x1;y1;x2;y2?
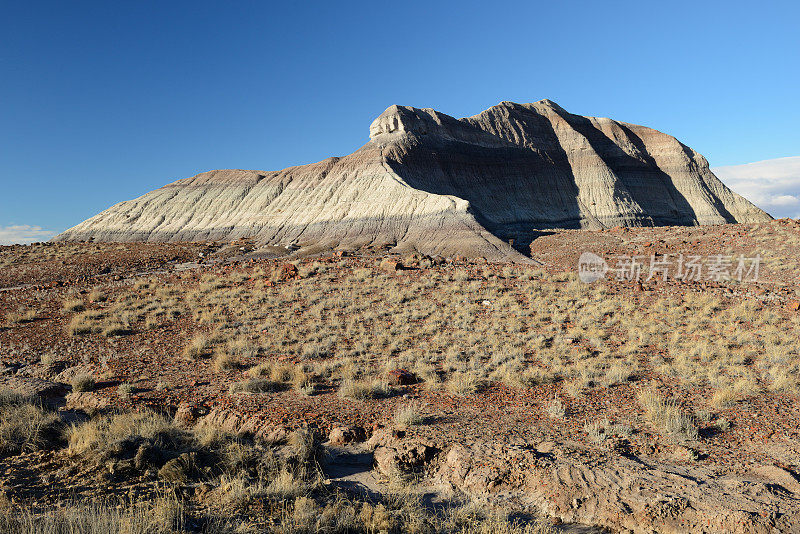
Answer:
2;222;800;532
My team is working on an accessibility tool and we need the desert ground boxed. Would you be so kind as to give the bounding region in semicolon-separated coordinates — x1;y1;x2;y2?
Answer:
2;220;800;532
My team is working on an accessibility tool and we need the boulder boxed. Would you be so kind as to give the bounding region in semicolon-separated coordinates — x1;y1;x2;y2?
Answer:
173;401;202;427
380;259;404;272
65;391;110;412
387;369;417;386
437;439;800;533
373;441;436;476
366;427;397;449
328;425;366;445
196;408;288;444
274;263;298;281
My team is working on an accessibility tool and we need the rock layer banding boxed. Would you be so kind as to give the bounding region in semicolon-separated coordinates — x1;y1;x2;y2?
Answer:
55;100;771;260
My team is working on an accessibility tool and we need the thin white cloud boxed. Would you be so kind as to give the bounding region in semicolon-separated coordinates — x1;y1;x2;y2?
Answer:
0;225;57;245
713;156;800;219
769;194;800;206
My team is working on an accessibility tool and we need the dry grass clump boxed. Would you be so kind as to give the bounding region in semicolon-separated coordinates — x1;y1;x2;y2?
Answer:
228;378;284;395
101;320;131;337
583;418;632;443
62;407;324;517
447;371;484;396
545;398;565;419
769;371;799;394
61;298;85;312
183;334;211;359
5;308;37;324
297;370;317;394
710;387;739;408
66;407;311;487
67;311;105;335
117;382;134;399
394;402;425;427
212;352;240;372
711;379;759;408
248;361;316;395
226;337;258;359
207;429;321;509
492;365;555;389
259;470;314;499
604;363;633;386
638;389;698;442
338;379;390;400
67;411;184;457
249;360;292;381
281;494;554;534
288;428;316;464
70;374;95;392
714;416;731;432
0;390;62;454
39;353;63;370
67;315;94;335
0;498;192;534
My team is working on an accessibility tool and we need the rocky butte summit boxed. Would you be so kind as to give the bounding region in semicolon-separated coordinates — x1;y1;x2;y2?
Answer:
55;100;771;261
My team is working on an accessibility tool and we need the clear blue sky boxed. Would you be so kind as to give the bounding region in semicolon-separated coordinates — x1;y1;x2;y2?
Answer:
1;0;798;238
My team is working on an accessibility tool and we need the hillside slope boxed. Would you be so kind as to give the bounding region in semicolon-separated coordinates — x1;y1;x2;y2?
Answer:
55;100;771;259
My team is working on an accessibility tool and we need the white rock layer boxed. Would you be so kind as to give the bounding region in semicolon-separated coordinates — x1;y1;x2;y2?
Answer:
55;100;771;260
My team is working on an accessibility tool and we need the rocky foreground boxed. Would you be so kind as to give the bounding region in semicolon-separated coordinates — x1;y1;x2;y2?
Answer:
4;221;800;532
54;100;770;261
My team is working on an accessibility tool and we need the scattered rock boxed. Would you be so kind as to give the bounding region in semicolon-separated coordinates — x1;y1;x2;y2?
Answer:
753;464;800;494
373;441;436;476
0;361;25;376
55;364;95;384
387;369;417;386
274;263;298;281
380;258;404;272
535;441;557;454
672;444;700;462
173;401;202;427
65;391;110;412
787;301;800;311
438;439;798;533
403;253;422;266
366;427;397;449
328;425;366;445
197;408;288;444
